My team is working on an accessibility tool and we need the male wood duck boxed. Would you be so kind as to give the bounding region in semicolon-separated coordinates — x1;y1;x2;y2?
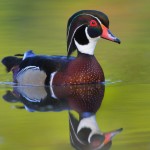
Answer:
2;10;121;86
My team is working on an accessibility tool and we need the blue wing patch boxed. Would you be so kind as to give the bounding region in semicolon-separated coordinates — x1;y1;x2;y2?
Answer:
23;50;36;60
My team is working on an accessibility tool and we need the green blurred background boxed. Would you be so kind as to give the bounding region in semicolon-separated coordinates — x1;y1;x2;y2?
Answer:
0;0;149;83
0;0;149;150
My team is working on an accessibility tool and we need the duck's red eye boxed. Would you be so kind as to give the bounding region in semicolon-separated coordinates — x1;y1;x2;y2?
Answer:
90;20;97;27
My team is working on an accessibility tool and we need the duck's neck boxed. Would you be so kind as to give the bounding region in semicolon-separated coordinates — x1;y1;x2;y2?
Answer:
77;51;95;58
74;38;96;55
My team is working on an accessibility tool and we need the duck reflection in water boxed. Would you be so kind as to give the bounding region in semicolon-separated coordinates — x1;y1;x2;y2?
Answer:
3;84;123;150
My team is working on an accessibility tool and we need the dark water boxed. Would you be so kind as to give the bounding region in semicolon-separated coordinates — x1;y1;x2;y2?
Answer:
0;82;149;150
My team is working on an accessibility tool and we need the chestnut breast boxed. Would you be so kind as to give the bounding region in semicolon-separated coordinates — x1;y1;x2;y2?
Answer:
52;54;104;85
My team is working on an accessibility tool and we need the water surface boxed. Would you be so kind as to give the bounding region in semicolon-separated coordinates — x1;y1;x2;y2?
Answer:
0;82;149;150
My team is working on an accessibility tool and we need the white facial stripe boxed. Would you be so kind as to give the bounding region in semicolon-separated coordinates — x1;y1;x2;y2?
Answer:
67;13;102;52
68;13;102;38
68;24;84;52
69;117;85;145
85;27;100;40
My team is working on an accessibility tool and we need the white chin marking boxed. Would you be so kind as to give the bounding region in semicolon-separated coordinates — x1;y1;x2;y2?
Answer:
77;115;101;143
74;27;100;55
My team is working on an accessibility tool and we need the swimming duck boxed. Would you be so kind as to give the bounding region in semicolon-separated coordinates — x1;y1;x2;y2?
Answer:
2;10;120;86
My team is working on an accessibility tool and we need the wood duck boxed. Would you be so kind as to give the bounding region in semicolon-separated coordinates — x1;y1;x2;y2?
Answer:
1;10;121;86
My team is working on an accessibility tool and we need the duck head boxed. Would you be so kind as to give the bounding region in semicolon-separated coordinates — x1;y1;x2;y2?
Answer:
67;10;121;56
69;112;123;150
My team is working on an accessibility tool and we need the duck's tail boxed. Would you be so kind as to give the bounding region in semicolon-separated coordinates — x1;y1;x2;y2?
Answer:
1;50;35;72
1;56;22;72
1;50;35;83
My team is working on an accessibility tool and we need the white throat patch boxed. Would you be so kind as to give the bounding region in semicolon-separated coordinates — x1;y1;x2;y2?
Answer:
74;27;100;55
77;115;101;143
